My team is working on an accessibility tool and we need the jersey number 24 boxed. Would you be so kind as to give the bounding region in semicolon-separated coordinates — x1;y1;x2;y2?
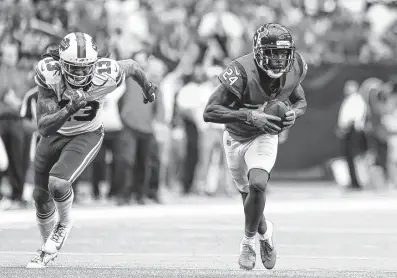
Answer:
222;66;240;86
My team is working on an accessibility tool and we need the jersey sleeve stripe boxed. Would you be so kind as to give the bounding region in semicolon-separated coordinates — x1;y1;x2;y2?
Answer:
116;72;125;87
34;75;49;89
34;67;50;88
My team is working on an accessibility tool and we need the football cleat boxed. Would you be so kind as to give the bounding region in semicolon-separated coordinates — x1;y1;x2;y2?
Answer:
259;220;277;269
26;247;57;268
238;241;256;270
44;221;73;254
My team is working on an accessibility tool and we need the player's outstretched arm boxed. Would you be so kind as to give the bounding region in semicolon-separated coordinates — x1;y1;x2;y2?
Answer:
203;83;249;124
288;84;307;119
36;86;73;137
117;59;157;103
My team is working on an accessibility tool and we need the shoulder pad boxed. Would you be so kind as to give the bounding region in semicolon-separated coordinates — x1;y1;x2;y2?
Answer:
34;58;62;88
93;58;124;87
218;61;246;99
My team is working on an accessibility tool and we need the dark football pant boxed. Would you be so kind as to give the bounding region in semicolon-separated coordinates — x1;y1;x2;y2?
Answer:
34;127;104;203
181;116;199;195
342;127;367;188
115;127;154;202
91;131;120;199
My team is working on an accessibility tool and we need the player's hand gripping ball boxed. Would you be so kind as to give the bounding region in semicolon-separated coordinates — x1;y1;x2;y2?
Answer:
263;100;289;123
264;100;295;130
282;109;296;130
65;89;87;114
247;102;282;134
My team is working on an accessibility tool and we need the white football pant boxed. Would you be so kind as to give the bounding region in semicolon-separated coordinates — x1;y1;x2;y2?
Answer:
222;130;278;193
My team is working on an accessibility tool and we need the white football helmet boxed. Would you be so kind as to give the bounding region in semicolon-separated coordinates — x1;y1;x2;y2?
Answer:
59;32;98;87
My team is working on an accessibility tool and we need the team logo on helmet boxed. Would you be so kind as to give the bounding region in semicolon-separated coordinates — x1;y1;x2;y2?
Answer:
256;28;269;46
59;37;70;52
259;28;269;38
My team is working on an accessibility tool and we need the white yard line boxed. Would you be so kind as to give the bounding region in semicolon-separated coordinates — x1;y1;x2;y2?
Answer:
0;251;395;262
2;198;397;225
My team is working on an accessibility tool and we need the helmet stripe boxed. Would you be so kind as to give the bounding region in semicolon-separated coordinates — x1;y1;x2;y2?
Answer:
75;32;86;58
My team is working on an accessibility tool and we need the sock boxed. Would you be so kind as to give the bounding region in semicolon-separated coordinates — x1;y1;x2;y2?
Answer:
36;208;56;243
242;235;256;249
53;187;74;225
259;220;274;246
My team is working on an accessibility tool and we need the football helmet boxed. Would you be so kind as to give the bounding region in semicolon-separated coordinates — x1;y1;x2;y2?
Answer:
253;23;295;78
59;32;98;87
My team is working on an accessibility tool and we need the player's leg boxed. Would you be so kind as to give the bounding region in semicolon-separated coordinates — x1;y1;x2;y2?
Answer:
239;191;267;235
44;128;104;254
244;134;278;270
222;131;256;270
27;136;61;268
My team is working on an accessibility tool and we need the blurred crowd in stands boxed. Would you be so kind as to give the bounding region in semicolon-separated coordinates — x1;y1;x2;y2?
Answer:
1;0;397;209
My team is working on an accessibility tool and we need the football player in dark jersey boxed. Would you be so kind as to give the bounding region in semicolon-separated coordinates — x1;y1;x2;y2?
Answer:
203;23;308;270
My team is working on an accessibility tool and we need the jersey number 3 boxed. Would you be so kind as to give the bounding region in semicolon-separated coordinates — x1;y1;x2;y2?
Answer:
222;67;240;86
59;100;100;122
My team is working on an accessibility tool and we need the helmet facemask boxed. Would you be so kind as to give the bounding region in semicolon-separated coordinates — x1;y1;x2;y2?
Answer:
58;32;99;88
60;59;96;87
254;46;295;77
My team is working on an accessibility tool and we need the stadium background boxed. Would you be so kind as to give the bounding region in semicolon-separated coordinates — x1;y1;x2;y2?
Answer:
2;0;397;198
1;0;397;198
2;0;397;277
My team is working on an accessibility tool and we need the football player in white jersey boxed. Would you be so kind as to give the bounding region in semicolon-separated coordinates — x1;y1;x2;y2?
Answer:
26;32;157;268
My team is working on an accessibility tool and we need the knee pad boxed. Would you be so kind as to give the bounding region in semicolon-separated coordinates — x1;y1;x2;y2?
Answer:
48;176;72;199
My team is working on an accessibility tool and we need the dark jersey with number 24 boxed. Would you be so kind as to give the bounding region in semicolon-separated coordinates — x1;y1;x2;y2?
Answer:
218;51;307;142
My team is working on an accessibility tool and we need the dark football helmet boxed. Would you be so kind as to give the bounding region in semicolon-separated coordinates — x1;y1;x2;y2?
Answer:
253;23;295;78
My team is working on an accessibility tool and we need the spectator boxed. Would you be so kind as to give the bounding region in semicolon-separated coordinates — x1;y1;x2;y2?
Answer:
176;66;206;195
336;80;367;190
364;79;390;187
116;54;164;205
90;81;126;201
0;37;27;208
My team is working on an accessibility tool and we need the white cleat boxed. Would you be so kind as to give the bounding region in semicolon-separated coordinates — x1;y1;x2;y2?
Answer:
259;220;277;269
26;247;57;268
44;221;74;254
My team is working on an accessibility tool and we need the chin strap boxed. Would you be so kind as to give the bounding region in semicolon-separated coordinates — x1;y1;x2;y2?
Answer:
265;70;283;79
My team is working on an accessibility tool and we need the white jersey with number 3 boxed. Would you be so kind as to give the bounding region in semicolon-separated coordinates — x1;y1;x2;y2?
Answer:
35;57;125;136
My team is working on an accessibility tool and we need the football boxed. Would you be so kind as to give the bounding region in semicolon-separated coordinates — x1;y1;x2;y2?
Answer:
263;100;290;121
